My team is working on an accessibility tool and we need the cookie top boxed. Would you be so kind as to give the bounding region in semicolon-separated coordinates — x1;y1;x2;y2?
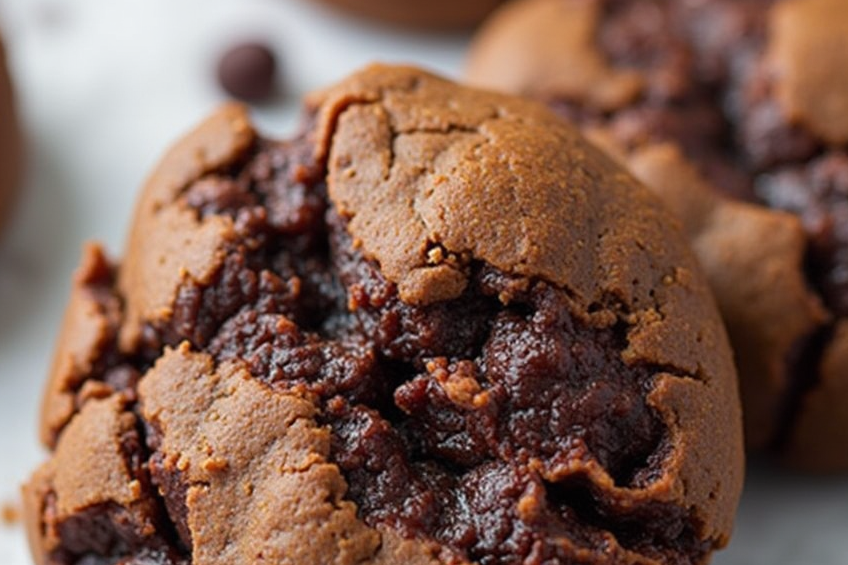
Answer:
30;65;742;565
309;64;686;307
0;32;21;235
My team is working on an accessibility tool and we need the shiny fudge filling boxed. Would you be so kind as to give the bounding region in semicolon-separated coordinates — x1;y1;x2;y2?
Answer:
46;132;708;564
678;0;773;86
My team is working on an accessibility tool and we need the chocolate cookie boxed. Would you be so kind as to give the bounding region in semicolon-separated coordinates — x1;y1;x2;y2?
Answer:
310;0;503;29
591;136;827;466
25;65;743;565
467;0;848;471
0;32;21;235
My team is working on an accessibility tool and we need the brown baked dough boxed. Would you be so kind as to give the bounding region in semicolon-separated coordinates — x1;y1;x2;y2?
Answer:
0;32;22;235
466;0;748;199
26;64;742;565
767;0;848;145
310;0;503;29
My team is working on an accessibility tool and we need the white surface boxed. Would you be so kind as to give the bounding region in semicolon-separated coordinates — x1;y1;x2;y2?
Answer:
0;1;845;564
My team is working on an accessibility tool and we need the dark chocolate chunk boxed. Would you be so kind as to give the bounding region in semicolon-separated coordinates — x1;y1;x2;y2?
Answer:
217;42;278;103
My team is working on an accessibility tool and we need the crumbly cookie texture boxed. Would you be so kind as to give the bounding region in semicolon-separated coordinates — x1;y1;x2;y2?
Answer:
468;0;848;472
0;33;22;235
27;65;742;565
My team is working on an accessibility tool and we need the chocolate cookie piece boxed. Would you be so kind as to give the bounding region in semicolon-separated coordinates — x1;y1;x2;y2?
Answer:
0;32;22;236
26;65;743;565
468;0;848;472
310;0;503;29
217;42;278;103
728;0;848;470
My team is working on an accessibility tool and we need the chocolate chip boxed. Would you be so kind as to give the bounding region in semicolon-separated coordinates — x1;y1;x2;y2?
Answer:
217;42;278;103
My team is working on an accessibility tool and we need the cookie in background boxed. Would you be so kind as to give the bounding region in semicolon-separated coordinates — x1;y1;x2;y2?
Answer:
309;0;504;29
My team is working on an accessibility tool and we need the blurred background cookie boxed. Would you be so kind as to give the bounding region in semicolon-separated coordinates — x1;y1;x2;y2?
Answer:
466;0;749;197
722;0;848;471
310;0;504;29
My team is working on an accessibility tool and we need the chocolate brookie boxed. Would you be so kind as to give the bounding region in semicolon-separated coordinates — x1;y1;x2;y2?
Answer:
25;65;743;565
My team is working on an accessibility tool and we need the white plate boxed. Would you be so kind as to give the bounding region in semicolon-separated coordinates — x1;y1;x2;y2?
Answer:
0;1;845;563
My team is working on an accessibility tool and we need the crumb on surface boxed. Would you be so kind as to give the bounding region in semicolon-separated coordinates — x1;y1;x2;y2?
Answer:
2;500;20;526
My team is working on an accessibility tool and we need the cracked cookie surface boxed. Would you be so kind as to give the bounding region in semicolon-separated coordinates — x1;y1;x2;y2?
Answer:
26;65;742;565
